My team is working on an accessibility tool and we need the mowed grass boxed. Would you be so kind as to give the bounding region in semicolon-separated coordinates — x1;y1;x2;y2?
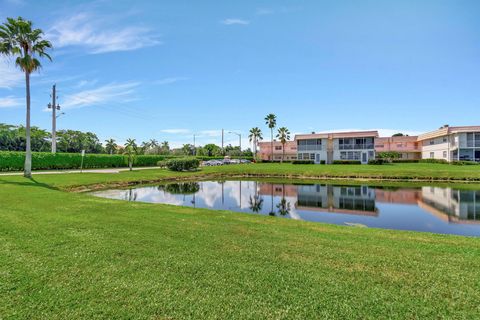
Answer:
1;165;480;319
12;162;480;191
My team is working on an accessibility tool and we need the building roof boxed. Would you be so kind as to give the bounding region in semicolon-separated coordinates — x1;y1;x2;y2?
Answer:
375;135;419;142
295;130;379;140
417;126;480;141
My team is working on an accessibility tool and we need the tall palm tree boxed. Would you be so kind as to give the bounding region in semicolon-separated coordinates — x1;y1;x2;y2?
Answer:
105;138;117;155
264;114;276;161
0;17;52;178
248;127;263;162
276;127;291;163
125;138;137;150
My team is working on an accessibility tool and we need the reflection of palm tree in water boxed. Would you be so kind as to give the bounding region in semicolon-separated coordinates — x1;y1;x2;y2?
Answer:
276;184;291;216
125;189;137;201
249;195;264;213
269;184;276;216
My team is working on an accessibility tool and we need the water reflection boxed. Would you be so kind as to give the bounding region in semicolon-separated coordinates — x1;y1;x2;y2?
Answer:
92;181;480;236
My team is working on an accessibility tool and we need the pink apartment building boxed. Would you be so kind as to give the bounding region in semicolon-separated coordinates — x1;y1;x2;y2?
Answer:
374;136;421;160
257;141;298;161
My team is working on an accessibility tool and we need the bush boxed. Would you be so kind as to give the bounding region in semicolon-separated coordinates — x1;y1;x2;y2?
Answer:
333;160;362;165
391;159;420;163
451;161;479;166
368;159;385;165
0;151;167;171
292;160;314;164
419;159;448;164
165;158;200;171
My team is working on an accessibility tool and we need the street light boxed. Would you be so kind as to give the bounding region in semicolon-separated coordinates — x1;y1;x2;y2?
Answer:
228;131;242;160
56;112;65;119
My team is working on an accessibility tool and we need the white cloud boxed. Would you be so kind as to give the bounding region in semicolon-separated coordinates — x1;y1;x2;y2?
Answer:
0;60;23;89
160;129;191;134
47;13;161;54
61;82;140;109
220;18;250;25
154;77;189;85
255;8;274;15
0;96;23;108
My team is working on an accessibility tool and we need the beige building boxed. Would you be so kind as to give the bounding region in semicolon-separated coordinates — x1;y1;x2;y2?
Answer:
418;125;480;162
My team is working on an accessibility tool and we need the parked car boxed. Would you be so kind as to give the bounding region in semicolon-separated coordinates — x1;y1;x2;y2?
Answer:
240;159;251;164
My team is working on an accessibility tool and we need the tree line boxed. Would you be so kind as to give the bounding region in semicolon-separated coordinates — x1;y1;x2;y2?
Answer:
0;123;253;157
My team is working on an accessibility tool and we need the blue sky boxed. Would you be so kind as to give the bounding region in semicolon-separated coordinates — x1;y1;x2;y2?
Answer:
1;0;480;148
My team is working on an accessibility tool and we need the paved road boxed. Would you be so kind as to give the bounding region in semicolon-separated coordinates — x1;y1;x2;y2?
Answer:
0;166;162;176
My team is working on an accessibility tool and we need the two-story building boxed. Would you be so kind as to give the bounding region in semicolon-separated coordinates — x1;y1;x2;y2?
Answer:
417;125;480;162
296;131;378;164
257;140;297;161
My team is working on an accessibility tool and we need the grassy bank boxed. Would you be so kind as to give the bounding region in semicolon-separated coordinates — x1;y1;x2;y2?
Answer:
16;162;480;192
1;166;480;319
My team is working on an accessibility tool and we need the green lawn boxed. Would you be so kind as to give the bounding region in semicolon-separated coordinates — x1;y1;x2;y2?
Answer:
1;164;480;319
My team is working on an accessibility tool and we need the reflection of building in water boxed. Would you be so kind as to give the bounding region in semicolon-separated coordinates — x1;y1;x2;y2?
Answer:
257;182;480;223
375;188;422;204
418;187;480;224
258;183;298;197
296;185;378;216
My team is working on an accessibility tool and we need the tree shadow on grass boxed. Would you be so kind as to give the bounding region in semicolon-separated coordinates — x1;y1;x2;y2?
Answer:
0;177;59;191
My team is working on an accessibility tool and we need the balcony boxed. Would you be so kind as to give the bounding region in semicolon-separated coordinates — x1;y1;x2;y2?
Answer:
297;145;323;151
339;144;375;150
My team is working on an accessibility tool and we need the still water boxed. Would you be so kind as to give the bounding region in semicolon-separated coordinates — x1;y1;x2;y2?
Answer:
91;180;480;236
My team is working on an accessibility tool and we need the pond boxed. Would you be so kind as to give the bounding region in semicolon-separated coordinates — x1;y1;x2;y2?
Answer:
91;180;480;237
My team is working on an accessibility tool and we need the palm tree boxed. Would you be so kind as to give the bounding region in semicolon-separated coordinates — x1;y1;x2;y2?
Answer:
161;141;170;154
105;139;117;155
276;127;291;163
264;114;276;161
124;138;137;170
0;17;52;178
248;127;263;162
140;141;151;154
149;139;159;154
248;195;264;213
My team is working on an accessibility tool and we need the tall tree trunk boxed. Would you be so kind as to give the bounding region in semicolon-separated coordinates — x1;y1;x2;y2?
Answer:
282;143;285;163
24;71;32;178
270;128;273;162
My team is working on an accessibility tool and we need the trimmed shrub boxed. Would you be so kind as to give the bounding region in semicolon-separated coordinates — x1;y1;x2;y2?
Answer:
368;159;385;165
333;160;362;165
292;160;314;164
419;159;448;164
165;158;200;171
391;159;420;163
451;160;479;166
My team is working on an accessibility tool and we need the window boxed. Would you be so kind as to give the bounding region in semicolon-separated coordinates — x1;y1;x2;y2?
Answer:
443;151;447;158
430;152;434;159
275;146;282;150
443;137;447;143
310;153;315;160
429;140;435;145
297;154;302;160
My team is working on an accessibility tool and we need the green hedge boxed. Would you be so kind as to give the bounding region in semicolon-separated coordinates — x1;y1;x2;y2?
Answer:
165;158;200;171
292;160;314;164
333;160;362;165
419;159;448;164
368;159;385;165
0;152;166;171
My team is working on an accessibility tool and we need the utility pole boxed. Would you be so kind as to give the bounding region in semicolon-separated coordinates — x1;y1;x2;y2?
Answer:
193;134;196;156
48;84;61;153
221;129;224;156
